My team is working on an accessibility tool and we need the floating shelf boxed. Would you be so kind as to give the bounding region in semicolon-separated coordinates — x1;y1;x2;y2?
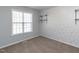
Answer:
75;9;79;24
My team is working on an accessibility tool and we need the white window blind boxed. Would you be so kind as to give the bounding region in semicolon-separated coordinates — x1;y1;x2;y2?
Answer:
12;11;32;35
24;13;32;32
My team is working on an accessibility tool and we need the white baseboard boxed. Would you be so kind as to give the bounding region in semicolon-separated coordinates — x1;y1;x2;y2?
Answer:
1;34;78;49
41;35;79;48
0;35;39;49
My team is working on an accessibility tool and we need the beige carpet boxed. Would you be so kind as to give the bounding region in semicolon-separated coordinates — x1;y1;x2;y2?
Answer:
0;36;79;53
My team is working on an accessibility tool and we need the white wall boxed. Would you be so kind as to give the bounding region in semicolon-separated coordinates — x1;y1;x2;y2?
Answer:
0;6;40;48
40;6;79;48
1;6;79;49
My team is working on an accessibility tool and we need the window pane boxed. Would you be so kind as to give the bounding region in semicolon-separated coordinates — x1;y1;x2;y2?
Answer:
24;27;32;32
16;23;23;34
24;23;32;32
24;28;32;32
12;11;23;22
24;23;32;28
24;13;32;22
12;11;33;35
12;23;23;35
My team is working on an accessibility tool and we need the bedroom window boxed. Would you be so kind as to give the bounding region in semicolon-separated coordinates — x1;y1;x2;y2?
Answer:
12;11;32;35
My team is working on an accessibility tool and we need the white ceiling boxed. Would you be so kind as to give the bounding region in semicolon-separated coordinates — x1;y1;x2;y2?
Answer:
28;6;53;11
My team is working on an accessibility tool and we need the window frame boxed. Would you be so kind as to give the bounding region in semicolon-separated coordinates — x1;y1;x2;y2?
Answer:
12;10;33;35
